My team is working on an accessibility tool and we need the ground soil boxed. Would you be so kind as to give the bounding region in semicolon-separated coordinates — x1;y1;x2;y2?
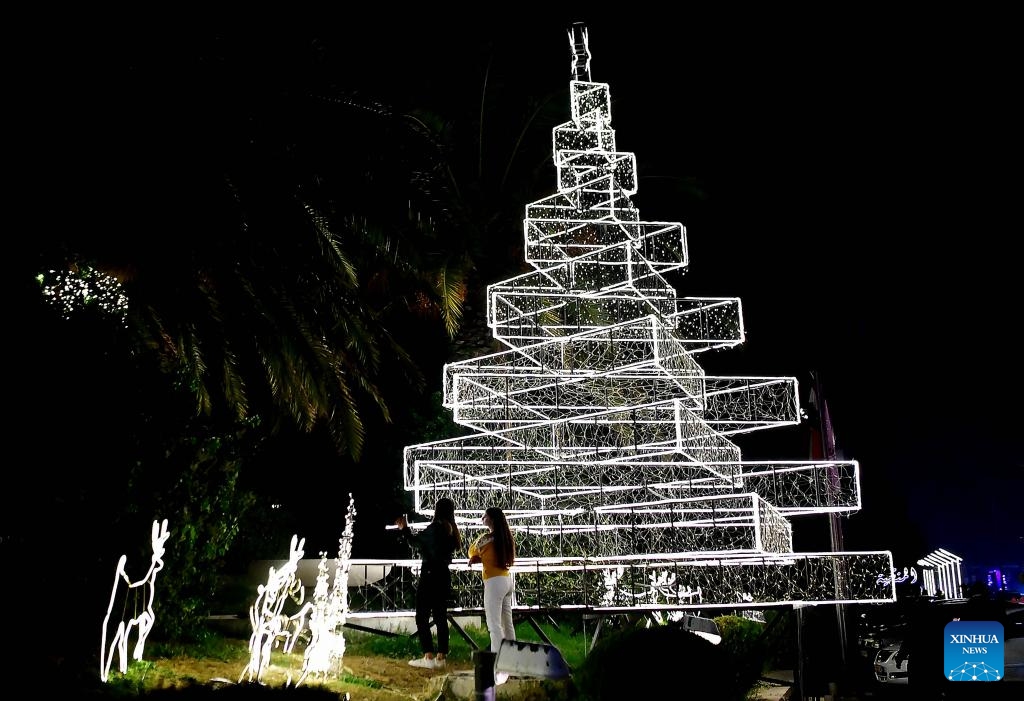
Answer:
153;649;464;701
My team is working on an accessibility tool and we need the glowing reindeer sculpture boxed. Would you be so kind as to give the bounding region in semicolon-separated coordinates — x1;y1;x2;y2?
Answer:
100;518;171;682
240;496;358;687
240;534;310;684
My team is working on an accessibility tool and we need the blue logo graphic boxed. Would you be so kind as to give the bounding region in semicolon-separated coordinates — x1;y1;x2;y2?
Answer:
944;620;1004;682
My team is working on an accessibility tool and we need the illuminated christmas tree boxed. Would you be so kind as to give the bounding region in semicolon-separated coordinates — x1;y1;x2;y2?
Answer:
354;24;895;615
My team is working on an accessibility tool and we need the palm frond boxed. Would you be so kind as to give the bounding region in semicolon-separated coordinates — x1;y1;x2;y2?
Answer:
305;203;358;287
435;264;467;339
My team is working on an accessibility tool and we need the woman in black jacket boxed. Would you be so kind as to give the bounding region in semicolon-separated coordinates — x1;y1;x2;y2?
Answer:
395;497;463;669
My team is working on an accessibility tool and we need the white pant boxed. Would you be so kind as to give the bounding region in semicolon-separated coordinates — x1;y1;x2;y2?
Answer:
483;574;515;653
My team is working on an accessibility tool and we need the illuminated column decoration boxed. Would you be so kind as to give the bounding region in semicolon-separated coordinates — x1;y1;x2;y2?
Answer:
100;519;170;682
356;24;896;616
938;549;964;598
918;549;963;598
932;556;951;597
916;563;938;597
296;495;357;687
918;554;939;596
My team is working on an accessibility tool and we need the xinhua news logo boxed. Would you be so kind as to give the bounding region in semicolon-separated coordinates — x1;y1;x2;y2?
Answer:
944;620;1004;682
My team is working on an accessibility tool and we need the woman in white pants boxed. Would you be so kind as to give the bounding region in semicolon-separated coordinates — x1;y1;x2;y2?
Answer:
468;507;517;664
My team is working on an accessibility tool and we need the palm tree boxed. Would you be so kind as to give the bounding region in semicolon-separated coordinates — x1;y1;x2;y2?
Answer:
35;33;477;461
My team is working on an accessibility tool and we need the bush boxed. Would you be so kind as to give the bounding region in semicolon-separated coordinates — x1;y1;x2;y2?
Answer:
714;615;768;694
574;622;731;700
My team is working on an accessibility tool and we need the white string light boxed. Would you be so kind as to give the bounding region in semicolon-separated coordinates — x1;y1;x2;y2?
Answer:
39;267;128;325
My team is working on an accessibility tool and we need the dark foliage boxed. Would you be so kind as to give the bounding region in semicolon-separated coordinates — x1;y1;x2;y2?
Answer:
574;622;733;700
714;615;770;696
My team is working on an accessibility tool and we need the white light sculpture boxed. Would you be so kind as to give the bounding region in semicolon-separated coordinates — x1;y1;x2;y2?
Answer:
295;495;357;687
875;566;918;588
917;549;963;598
354;24;896;617
100;519;170;682
240;497;358;687
240;535;309;684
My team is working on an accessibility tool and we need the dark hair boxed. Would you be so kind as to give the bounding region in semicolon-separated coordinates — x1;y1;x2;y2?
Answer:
485;507;515;569
435;497;462;551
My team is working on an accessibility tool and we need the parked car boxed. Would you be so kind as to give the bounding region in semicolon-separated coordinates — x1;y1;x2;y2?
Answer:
873;641;909;685
882;599;1024;692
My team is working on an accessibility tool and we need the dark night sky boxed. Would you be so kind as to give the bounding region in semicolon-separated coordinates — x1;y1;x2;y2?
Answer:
22;12;1021;577
560;16;1022;575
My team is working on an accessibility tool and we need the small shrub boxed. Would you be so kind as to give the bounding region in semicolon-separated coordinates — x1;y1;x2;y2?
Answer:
714;615;768;694
574;622;731;700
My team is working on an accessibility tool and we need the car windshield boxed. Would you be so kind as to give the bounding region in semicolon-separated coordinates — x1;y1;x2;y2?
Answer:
875;648;898;664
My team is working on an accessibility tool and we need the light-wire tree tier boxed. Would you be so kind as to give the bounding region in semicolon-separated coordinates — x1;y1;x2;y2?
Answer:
344;551;893;614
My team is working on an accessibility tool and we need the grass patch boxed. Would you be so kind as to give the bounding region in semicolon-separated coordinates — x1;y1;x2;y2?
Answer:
338;671;385;689
341;620;489;664
340;629;423;659
149;635;251;662
516;614;590;670
340;613;587;668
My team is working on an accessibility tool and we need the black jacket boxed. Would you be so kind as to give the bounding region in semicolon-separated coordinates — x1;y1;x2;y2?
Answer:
400;521;459;570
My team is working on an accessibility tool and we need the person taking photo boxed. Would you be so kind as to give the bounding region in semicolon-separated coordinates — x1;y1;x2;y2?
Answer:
395;497;462;669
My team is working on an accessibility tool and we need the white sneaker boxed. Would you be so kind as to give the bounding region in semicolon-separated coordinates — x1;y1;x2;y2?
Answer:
434;657;447;670
495;671;509;685
409;657;436;669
